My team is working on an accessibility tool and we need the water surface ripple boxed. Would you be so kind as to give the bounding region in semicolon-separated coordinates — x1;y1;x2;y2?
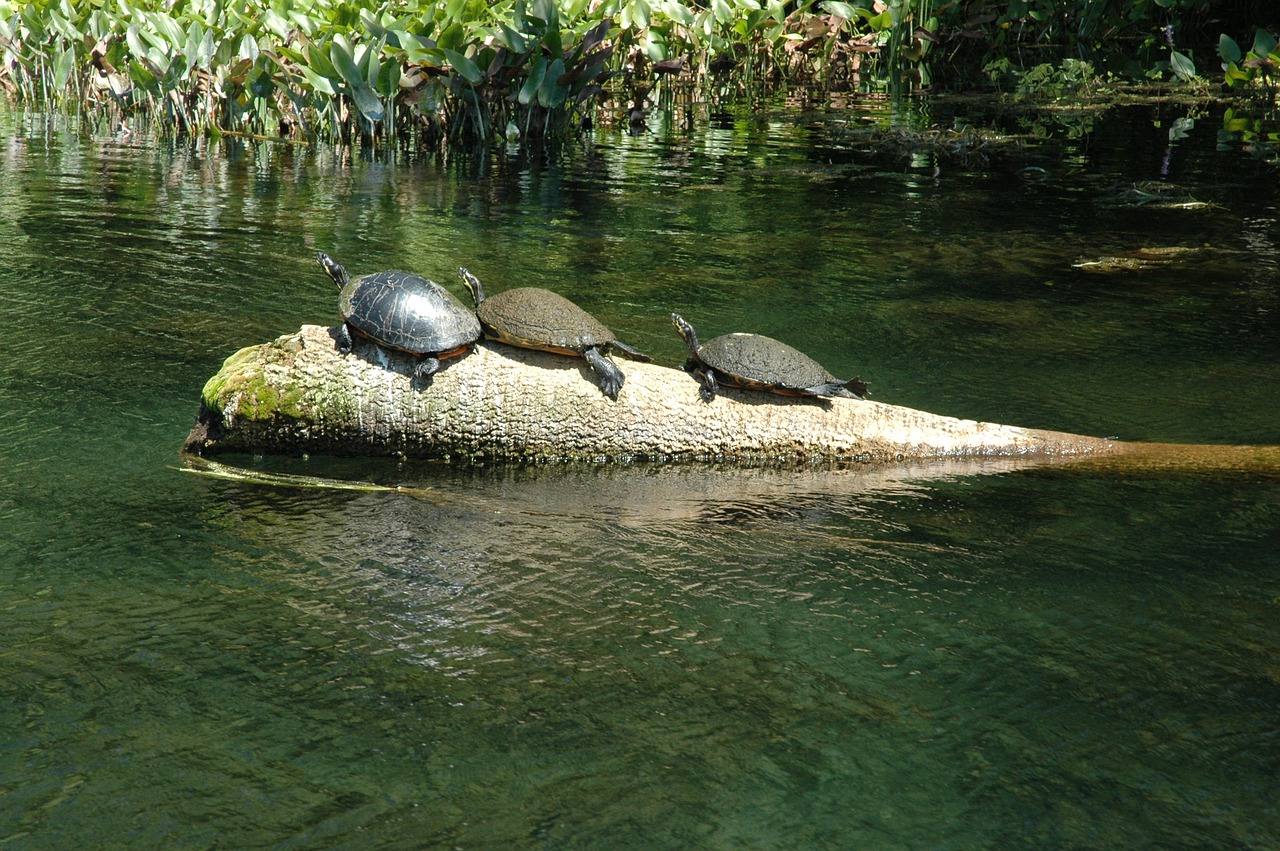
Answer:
1;107;1277;848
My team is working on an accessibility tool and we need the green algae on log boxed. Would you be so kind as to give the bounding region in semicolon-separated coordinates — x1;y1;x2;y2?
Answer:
183;325;1135;465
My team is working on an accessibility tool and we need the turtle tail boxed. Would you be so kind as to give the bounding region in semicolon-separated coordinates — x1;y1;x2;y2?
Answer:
808;378;869;399
608;340;652;363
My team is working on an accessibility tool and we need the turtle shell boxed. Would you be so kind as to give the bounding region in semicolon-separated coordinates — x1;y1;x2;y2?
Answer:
476;287;616;356
697;333;840;394
340;270;480;355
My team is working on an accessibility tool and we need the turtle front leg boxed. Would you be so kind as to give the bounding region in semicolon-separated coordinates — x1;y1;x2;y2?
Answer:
413;356;441;384
583;347;625;400
698;368;718;402
681;358;717;402
336;323;354;355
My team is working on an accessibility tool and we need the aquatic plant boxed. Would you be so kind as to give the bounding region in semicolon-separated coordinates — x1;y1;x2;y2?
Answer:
1216;28;1280;162
0;0;899;146
1;0;1276;147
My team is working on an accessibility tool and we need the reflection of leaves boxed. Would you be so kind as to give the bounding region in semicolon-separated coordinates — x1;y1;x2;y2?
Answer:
1168;116;1194;141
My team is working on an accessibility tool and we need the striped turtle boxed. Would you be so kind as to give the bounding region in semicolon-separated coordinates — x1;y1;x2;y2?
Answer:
316;252;480;383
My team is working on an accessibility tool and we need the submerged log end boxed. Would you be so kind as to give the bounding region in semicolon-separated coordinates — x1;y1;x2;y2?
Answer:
184;324;1125;464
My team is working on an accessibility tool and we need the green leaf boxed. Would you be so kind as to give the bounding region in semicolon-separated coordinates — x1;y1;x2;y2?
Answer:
366;47;381;89
127;58;160;94
263;9;291;40
296;63;337;96
538;56;567;106
239;34;259;63
443;47;482;83
495;22;530;53
375;58;400;98
52;45;74;92
126;25;148;62
306;43;338;79
399;35;440;66
249;65;274;98
631;0;653;30
518;54;547;105
821;1;858;19
866;10;892;30
349;82;385;122
438;22;466;52
663;1;695;27
1218;33;1241;65
1252;28;1277;58
20;3;47;40
529;0;557;26
145;11;184;48
329;36;362;86
1169;50;1196;81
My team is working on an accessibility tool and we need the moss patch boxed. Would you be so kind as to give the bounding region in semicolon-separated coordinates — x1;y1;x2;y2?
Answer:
201;342;307;422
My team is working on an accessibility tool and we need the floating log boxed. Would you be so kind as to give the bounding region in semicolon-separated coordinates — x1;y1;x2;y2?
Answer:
182;325;1280;473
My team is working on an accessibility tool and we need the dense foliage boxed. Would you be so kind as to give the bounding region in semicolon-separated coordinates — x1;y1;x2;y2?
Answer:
1;0;1277;147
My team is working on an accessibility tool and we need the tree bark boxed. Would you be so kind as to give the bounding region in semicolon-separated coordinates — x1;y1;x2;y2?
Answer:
182;325;1279;473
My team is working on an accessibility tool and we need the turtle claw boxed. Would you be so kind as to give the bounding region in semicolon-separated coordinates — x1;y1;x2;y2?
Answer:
336;323;354;355
696;367;718;402
584;347;624;400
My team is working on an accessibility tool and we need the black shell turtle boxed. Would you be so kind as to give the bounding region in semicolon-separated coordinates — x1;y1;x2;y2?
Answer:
458;267;650;400
671;313;868;402
316;252;480;382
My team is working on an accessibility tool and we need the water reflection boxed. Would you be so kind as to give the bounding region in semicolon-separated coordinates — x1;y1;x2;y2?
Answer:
194;460;1015;676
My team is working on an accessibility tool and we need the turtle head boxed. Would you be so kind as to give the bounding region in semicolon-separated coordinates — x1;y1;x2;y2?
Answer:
316;252;348;288
458;267;485;307
670;313;700;355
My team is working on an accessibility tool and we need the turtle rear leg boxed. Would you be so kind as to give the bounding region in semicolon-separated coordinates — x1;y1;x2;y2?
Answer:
413;355;441;384
608;340;652;363
583;347;625;400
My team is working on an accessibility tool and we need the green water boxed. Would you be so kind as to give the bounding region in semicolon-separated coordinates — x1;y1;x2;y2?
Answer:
1;105;1278;848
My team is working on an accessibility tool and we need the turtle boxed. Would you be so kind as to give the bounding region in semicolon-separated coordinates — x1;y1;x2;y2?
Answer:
316;252;481;383
670;312;869;403
458;267;651;400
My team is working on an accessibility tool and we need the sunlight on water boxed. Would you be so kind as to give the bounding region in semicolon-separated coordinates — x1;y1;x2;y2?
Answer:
1;105;1278;848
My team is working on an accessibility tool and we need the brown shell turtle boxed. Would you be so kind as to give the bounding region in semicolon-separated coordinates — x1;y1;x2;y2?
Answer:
459;267;650;400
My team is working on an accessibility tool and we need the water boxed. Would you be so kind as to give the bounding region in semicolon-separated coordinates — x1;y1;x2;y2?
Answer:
1;103;1278;848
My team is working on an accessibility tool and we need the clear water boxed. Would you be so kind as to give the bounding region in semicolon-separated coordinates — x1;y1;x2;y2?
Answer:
1;103;1277;848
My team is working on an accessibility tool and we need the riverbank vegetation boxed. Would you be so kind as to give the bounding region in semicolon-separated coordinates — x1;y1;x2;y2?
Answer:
1;1;1279;150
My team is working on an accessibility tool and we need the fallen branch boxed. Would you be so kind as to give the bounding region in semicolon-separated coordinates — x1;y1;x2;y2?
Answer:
182;325;1132;463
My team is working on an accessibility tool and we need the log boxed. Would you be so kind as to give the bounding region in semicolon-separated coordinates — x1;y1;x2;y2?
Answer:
182;325;1280;473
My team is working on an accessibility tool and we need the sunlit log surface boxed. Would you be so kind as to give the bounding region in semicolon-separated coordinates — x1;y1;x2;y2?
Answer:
183;325;1280;473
